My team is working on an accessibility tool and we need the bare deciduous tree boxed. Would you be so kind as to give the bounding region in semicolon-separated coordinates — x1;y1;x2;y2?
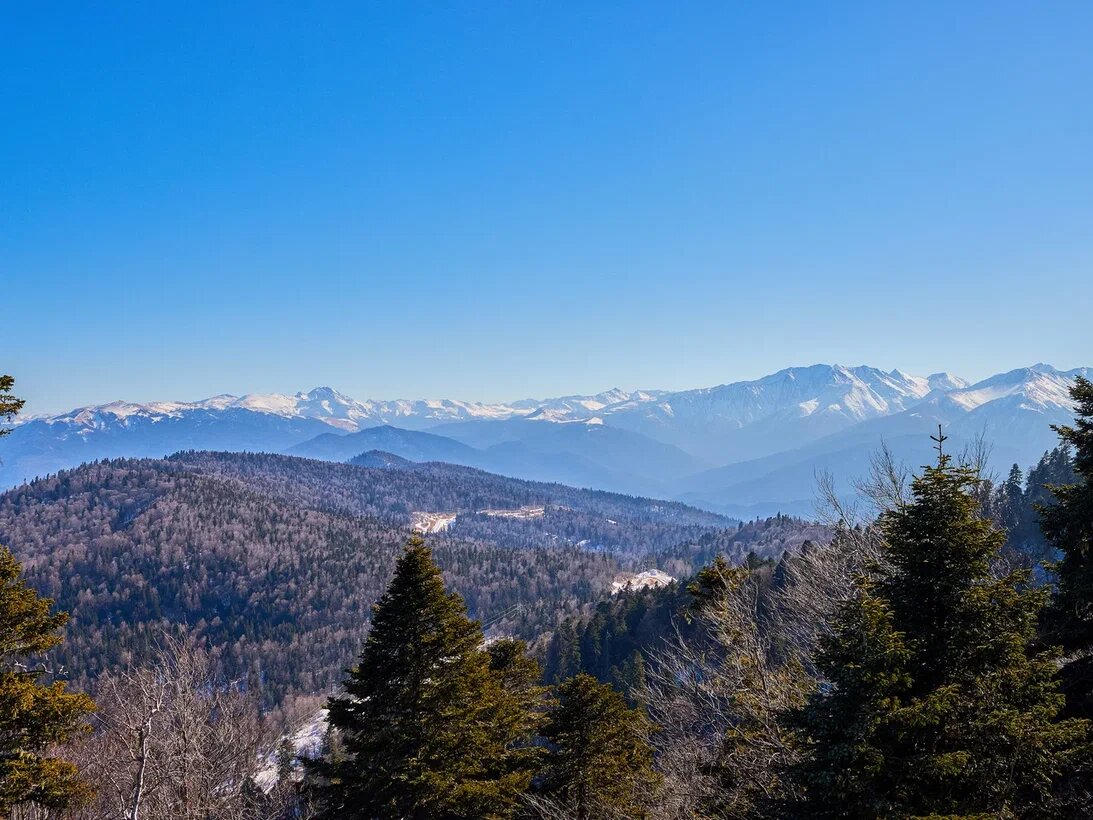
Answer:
64;634;297;820
642;562;810;819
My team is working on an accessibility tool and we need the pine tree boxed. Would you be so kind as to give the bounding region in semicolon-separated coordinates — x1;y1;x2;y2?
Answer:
686;553;735;615
997;463;1026;535
786;437;1085;818
1;376;94;813
0;544;95;814
1040;376;1093;820
0;374;24;432
487;637;549;775
1044;375;1093;717
539;673;659;820
309;536;536;819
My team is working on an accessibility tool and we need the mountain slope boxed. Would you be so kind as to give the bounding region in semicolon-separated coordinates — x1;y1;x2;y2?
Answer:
286;425;484;464
601;364;957;463
678;365;1090;517
287;419;710;497
0;407;334;489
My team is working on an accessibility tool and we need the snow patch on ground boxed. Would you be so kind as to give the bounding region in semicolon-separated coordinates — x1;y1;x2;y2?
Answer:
478;506;546;520
411;511;459;533
254;709;328;793
611;569;676;595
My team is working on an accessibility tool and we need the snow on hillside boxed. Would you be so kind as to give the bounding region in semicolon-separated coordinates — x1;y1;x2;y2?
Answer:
31;388;527;433
411;511;459;533
611;569;676;594
479;506;547;520
510;388;663;420
944;366;1087;413
255;709;327;793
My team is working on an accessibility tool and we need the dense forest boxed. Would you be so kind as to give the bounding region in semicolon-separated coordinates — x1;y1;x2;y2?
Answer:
0;451;822;706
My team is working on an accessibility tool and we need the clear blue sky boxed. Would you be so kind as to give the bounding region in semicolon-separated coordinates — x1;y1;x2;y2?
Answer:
5;2;1092;414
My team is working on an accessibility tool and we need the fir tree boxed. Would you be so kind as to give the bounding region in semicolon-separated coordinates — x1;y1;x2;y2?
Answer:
785;588;910;817
0;544;95;814
997;463;1026;536
0;374;24;432
544;619;581;684
309;536;536;819
787;436;1085;818
1;377;94;814
1044;375;1093;719
686;553;735;615
539;673;659;820
487;638;549;775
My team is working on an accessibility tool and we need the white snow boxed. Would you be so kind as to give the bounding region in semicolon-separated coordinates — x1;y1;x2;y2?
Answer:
411;511;459;533
478;506;546;520
611;569;676;595
254;709;328;793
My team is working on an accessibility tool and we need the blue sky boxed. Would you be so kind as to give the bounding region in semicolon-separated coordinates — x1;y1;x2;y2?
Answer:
4;2;1092;414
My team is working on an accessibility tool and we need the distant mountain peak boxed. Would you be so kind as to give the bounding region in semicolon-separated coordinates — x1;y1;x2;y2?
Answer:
927;372;970;391
302;385;349;399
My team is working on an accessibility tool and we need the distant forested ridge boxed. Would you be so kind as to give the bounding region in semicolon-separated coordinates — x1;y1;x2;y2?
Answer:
0;452;818;708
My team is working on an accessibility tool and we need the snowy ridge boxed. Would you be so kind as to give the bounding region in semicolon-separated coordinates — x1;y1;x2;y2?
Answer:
942;365;1088;413
30;387;525;433
20;386;664;433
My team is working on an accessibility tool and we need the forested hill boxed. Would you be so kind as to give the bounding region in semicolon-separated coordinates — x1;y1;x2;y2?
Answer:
0;452;820;707
172;449;731;528
167;450;738;560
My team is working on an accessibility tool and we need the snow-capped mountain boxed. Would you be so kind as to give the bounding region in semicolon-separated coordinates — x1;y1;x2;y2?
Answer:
1;365;1088;514
598;365;966;462
27;387;523;434
509;388;664;421
676;365;1091;517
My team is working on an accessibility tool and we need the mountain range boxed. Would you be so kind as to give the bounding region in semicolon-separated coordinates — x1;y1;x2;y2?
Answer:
2;364;1088;516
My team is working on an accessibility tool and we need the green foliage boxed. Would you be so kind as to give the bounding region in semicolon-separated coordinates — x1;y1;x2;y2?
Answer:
787;444;1086;818
309;537;538;819
540;582;692;696
991;447;1076;573
539;672;659;820
686;553;736;614
488;637;551;775
0;375;23;434
0;544;94;814
1045;376;1093;715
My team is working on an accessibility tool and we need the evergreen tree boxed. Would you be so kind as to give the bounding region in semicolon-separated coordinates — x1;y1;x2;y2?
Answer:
0;544;95;814
1044;375;1093;718
993;447;1075;572
1;376;94;813
308;536;536;819
487;638;549;775
544;619;581;684
787;438;1085;818
997;463;1026;535
686;553;735;615
0;374;24;432
785;587;910;817
539;673;658;820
